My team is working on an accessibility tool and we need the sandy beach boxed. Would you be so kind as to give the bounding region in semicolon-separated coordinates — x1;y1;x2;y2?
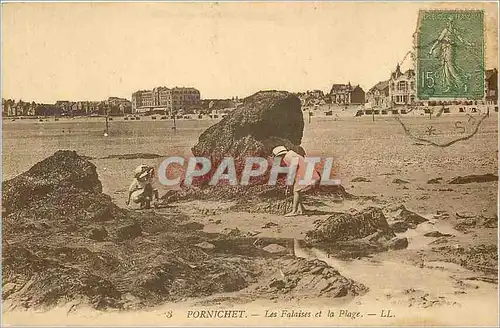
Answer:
2;1;499;325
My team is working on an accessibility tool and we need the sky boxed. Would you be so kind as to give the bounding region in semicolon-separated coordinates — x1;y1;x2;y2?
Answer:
1;2;498;103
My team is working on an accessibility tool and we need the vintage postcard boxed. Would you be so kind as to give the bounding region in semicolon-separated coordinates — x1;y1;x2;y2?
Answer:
1;1;498;327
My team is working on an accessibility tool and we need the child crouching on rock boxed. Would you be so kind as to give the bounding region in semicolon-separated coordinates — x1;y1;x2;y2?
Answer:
126;164;159;209
272;146;321;217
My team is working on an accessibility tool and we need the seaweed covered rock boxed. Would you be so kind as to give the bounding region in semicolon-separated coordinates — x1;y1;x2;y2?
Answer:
193;90;304;157
0;151;259;309
164;183;349;202
2;150;102;215
305;207;406;258
306;207;395;242
190;91;305;186
161;90;347;204
262;258;367;297
2;150;130;239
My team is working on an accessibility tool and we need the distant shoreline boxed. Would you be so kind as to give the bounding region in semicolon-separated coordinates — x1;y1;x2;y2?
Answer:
1;115;223;124
2;111;498;126
2;103;498;124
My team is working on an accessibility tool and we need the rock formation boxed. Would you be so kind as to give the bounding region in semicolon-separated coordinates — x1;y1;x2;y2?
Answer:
189;90;305;186
1;151;254;309
305;207;408;258
160;90;347;206
2;150;361;309
262;258;367;297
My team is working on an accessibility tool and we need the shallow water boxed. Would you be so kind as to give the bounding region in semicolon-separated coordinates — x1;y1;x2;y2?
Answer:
294;238;497;313
2;119;215;180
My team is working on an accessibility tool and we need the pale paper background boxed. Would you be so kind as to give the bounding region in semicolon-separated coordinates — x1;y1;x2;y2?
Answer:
2;2;498;102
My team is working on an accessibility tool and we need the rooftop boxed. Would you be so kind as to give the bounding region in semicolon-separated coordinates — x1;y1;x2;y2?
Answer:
369;80;389;92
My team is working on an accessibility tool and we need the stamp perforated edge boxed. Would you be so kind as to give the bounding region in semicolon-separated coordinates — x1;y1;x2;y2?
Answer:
414;9;486;102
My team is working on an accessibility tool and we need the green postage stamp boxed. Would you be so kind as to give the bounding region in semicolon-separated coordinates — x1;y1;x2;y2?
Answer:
416;10;484;100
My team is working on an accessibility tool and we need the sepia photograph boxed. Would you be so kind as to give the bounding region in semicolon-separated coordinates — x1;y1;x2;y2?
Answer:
1;1;499;326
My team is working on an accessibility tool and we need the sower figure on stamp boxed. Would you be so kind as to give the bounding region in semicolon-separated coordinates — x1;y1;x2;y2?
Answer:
126;164;160;209
428;17;473;93
272;146;321;217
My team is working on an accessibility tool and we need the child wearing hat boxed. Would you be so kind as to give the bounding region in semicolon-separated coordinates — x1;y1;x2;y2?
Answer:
272;146;321;216
126;164;159;209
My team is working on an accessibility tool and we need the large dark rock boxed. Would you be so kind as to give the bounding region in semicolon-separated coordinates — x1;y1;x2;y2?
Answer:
2;150;130;239
163;182;350;212
190;91;305;186
390;221;411;233
2;150;102;215
161;90;348;205
193;90;304;157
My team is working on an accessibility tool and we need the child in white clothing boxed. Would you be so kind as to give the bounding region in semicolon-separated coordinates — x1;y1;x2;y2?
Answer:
126;164;159;209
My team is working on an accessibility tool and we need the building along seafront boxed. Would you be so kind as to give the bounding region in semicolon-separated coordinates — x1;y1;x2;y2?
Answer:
132;87;201;114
